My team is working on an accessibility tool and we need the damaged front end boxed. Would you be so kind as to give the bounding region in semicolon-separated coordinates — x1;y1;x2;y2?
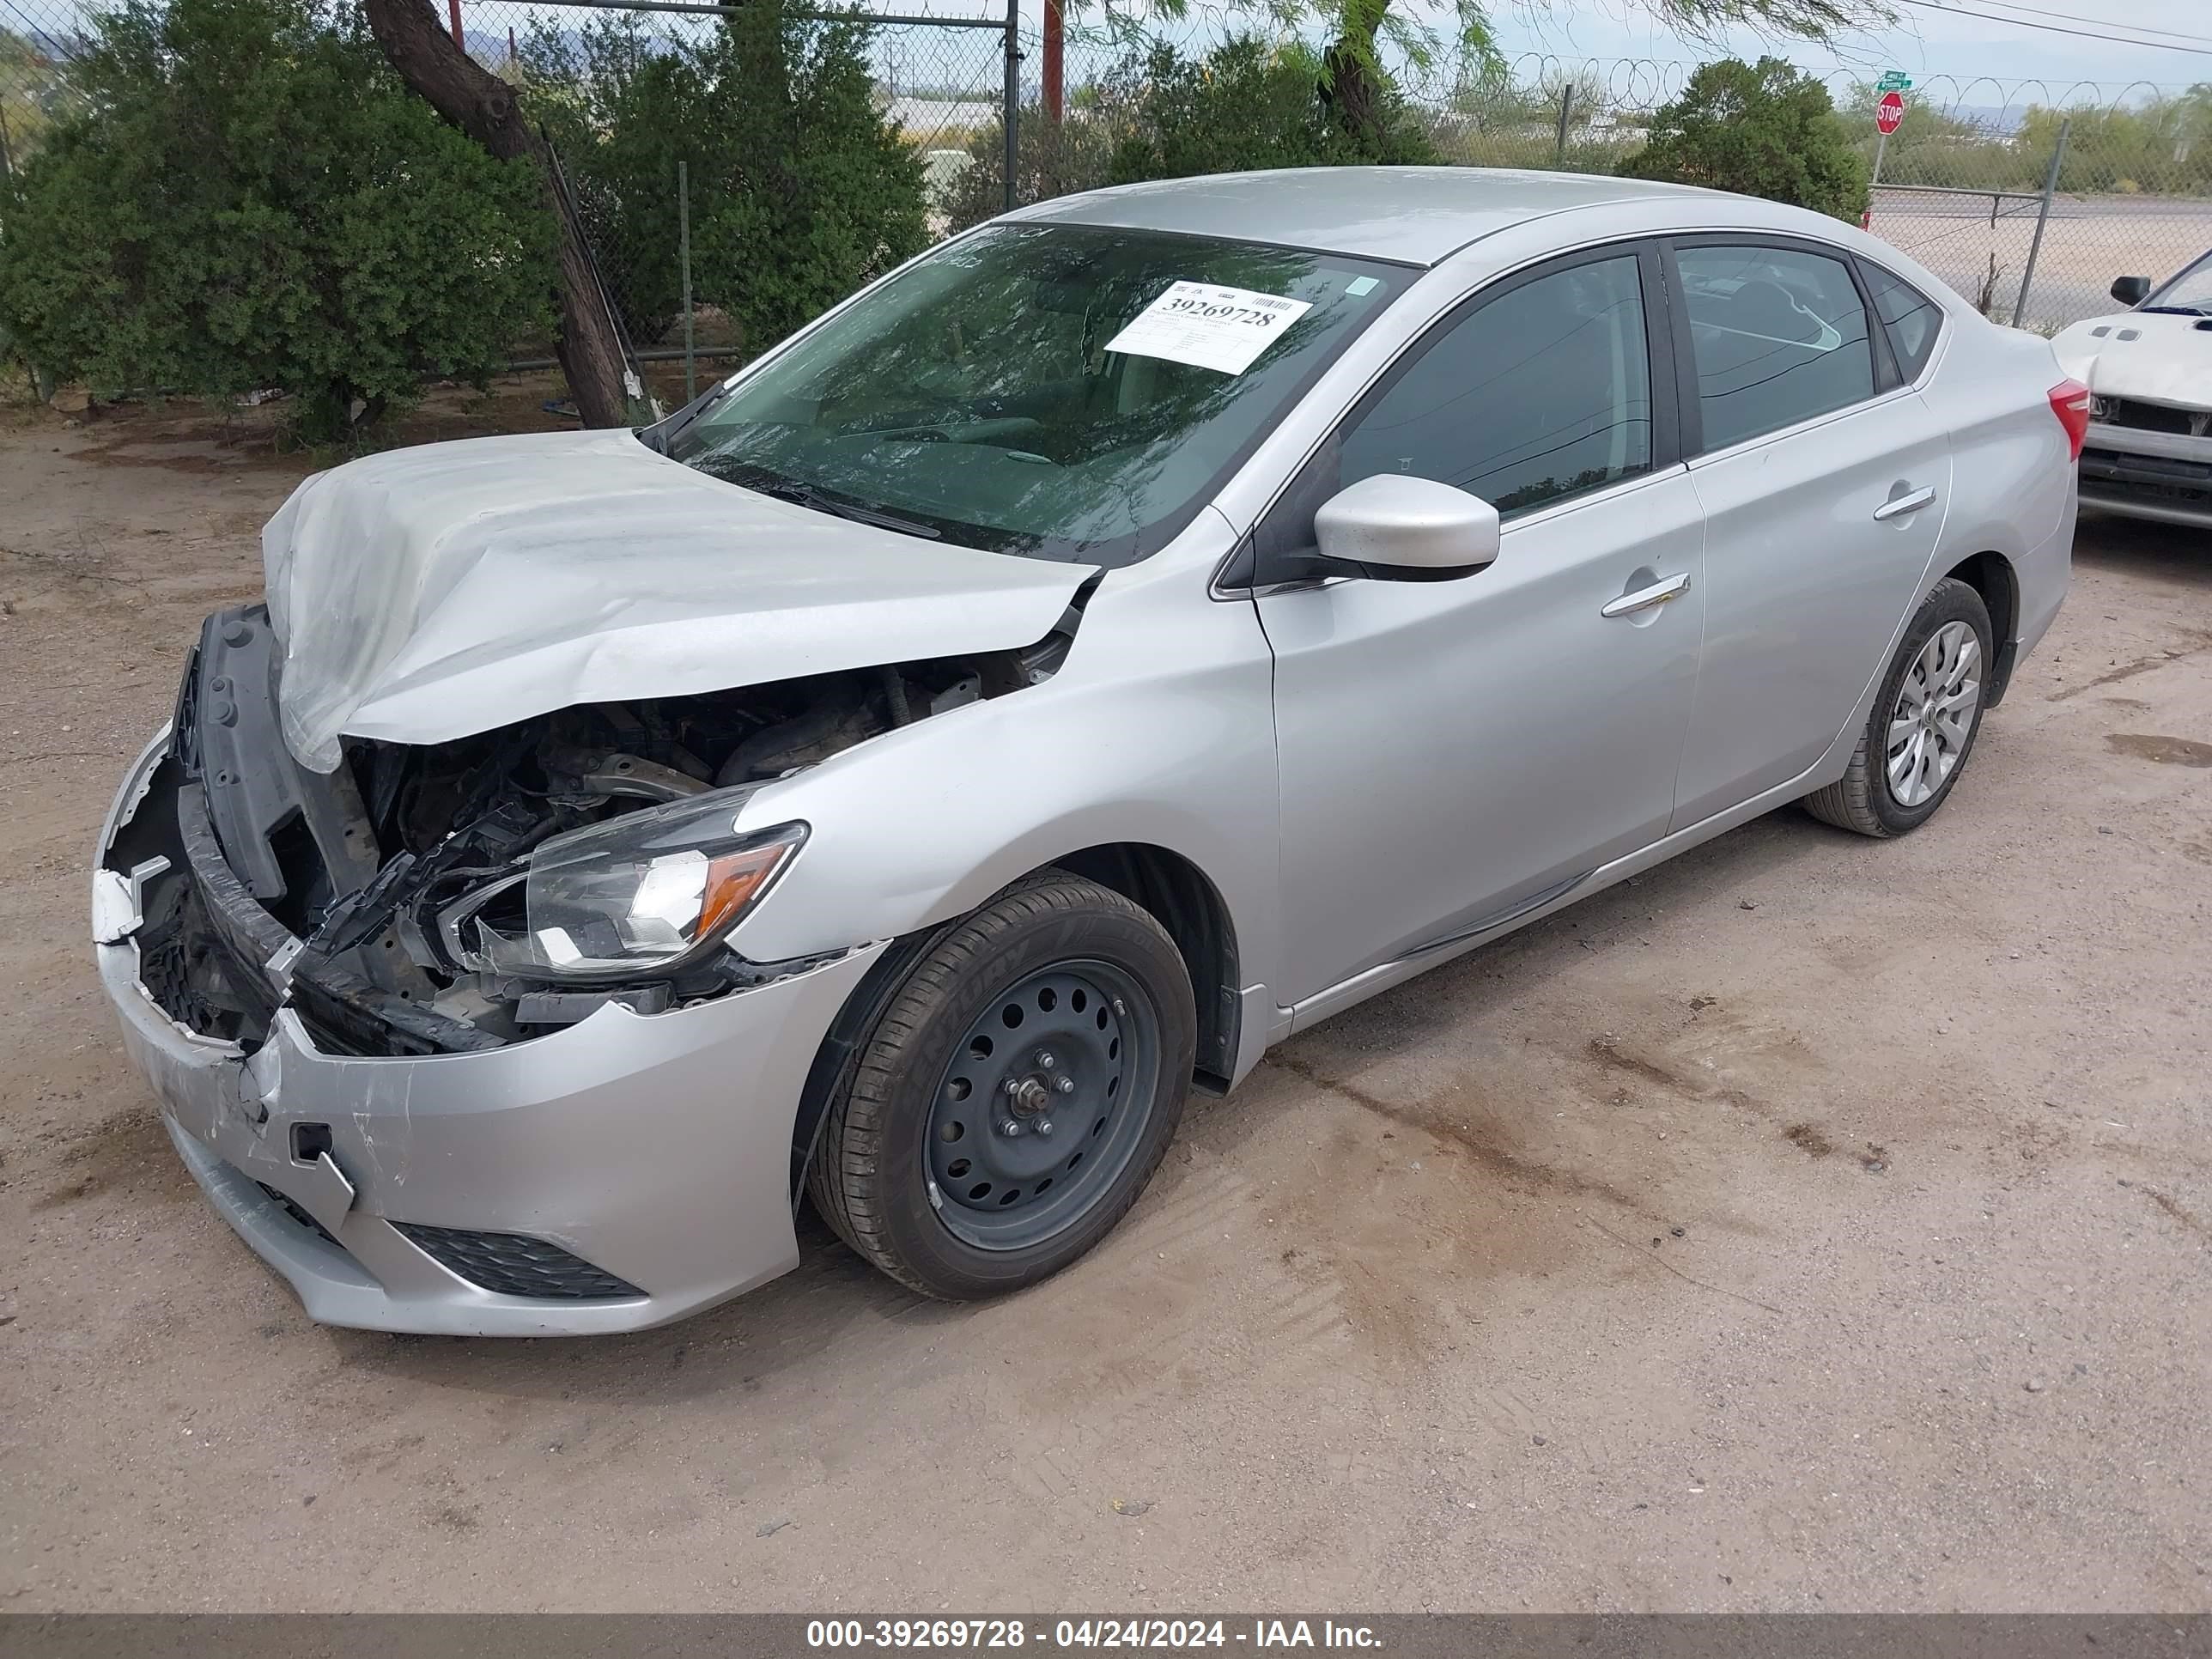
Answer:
104;600;1077;1058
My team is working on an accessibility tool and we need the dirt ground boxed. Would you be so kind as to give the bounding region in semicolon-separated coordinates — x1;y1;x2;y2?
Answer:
2;385;2209;1613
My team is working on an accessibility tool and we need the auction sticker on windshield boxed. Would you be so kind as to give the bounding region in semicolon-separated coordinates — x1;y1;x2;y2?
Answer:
1104;282;1315;375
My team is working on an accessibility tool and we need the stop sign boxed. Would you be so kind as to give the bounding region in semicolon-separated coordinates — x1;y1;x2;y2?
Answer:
1876;91;1905;135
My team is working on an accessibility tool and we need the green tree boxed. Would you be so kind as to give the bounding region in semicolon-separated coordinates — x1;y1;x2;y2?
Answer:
1104;36;1432;185
2020;94;2212;195
1619;56;1869;221
1056;0;1882;159
0;0;554;436
522;0;928;358
942;100;1127;235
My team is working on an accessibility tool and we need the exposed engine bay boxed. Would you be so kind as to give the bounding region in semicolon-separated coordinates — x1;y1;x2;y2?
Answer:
107;600;1081;1057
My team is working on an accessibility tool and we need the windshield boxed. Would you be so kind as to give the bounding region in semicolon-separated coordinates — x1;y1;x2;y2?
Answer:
2142;250;2212;313
665;224;1407;565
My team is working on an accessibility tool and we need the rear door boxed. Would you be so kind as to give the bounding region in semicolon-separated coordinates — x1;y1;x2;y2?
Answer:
1664;237;1954;828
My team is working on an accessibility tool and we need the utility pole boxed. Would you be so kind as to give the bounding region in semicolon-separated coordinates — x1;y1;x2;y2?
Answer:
1042;0;1063;123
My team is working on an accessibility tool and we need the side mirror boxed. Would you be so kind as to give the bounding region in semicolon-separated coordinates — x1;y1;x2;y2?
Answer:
1311;474;1501;582
2111;275;2152;307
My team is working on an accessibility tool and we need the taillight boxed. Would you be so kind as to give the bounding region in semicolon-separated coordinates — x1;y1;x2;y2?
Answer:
2049;378;2091;462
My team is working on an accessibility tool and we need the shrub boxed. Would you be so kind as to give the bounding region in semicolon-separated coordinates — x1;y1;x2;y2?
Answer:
1104;36;1433;185
522;0;928;357
0;0;556;438
1618;56;1869;222
942;100;1127;234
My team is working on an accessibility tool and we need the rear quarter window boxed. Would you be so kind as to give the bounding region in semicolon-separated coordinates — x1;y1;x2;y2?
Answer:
1860;262;1944;381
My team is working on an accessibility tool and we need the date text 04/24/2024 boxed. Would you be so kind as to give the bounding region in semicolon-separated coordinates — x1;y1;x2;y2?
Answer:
804;1620;1383;1649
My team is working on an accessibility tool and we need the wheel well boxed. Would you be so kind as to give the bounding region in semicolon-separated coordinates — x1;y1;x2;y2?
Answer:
1942;551;2020;705
787;844;1243;1198
1053;843;1241;1095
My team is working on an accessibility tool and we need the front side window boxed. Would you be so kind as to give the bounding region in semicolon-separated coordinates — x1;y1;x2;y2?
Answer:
665;225;1404;566
1337;253;1654;517
1678;244;1875;451
1860;261;1944;381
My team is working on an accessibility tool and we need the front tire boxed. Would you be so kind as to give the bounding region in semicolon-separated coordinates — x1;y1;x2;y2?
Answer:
1804;577;1993;838
806;870;1196;1300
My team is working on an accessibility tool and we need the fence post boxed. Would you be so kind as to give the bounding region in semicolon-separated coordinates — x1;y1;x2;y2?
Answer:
1002;0;1020;212
2012;115;2069;331
678;159;695;404
1553;82;1574;167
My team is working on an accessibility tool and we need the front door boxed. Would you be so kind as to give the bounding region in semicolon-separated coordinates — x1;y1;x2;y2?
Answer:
1257;247;1706;1009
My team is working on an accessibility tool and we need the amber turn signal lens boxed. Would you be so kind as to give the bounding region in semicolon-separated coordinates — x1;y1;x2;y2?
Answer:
697;841;795;939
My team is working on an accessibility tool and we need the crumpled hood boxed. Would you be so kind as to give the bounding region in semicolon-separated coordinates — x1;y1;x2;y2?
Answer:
2051;311;2212;410
262;428;1093;772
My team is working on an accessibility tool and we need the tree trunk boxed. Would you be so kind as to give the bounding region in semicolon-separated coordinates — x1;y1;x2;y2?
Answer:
361;0;634;428
1320;0;1391;155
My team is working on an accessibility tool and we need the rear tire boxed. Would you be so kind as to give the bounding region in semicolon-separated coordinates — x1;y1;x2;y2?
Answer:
806;869;1195;1300
1804;577;1993;838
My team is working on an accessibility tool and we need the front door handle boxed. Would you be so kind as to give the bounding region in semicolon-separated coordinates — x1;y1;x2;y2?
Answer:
1873;484;1937;521
1601;572;1692;619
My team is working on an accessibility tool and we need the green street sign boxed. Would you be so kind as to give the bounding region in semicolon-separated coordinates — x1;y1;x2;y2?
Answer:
1876;70;1913;91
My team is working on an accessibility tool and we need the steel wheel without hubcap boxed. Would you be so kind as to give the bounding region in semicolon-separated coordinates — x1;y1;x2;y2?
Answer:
1886;619;1981;809
807;868;1195;1300
927;961;1158;1251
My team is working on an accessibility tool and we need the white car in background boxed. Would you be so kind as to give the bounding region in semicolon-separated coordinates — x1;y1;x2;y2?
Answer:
2051;251;2212;530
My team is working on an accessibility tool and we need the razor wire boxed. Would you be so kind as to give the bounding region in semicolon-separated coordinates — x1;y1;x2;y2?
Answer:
4;0;2206;386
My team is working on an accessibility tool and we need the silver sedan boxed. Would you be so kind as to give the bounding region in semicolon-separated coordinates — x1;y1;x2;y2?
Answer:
93;167;2079;1334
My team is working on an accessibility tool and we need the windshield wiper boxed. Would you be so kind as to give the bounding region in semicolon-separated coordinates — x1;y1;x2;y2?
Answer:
2138;304;2209;316
747;477;943;540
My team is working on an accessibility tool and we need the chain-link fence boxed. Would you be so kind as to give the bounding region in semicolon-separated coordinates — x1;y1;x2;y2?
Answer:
6;0;2210;395
1836;78;2212;333
0;0;89;180
463;0;1018;384
1398;56;2211;333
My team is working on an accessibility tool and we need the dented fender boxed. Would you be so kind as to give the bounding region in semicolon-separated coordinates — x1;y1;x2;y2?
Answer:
722;521;1285;1050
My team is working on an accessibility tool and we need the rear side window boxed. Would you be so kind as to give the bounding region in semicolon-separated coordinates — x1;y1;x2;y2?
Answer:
1676;244;1875;451
1860;261;1944;380
1338;253;1654;518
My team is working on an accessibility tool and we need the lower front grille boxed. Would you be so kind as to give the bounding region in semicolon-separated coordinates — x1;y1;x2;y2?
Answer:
392;1223;642;1301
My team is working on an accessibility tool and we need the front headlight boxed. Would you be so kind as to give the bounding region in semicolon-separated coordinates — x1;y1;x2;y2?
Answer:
444;793;805;982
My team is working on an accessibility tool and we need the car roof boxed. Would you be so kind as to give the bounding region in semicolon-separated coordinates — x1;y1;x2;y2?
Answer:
1008;167;1729;267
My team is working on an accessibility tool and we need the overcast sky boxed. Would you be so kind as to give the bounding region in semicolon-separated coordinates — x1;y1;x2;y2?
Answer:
1476;0;2212;91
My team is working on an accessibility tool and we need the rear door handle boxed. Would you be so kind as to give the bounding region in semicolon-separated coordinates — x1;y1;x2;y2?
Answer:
1873;485;1937;521
1601;572;1692;619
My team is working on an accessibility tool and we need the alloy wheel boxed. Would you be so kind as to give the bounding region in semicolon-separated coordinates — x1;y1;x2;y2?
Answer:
1886;619;1981;809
